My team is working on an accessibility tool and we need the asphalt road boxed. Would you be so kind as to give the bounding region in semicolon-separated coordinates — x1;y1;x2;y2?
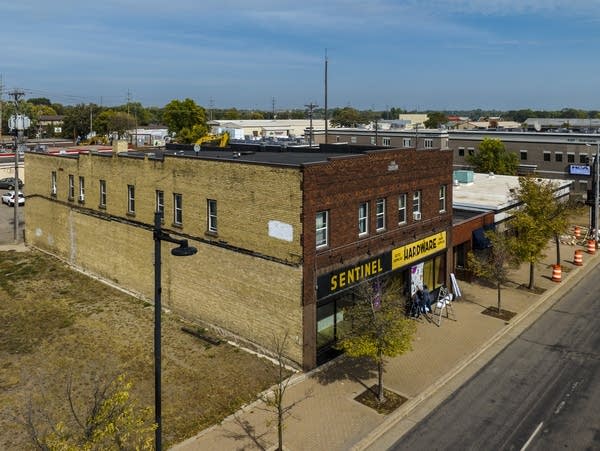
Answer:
391;266;600;451
0;194;25;244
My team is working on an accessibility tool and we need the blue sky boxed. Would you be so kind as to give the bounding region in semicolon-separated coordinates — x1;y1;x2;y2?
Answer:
2;0;600;111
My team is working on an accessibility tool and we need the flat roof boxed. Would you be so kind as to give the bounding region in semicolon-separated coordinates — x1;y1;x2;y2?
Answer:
452;172;573;212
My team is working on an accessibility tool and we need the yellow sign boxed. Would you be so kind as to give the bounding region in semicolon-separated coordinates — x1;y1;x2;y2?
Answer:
392;231;446;269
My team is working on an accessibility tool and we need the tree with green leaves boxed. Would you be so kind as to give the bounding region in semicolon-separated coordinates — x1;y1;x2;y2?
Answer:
163;98;207;135
510;175;565;289
24;374;155;451
336;279;416;403
62;104;91;141
467;137;518;175
467;230;520;314
424;112;448;128
330;107;365;128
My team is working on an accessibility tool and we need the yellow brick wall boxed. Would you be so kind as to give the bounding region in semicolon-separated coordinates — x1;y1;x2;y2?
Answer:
24;153;305;364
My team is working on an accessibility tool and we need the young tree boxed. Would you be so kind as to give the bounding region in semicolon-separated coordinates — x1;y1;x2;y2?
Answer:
329;107;365;128
23;374;155;451
511;175;570;288
466;137;518;175
336;279;416;403
467;230;520;313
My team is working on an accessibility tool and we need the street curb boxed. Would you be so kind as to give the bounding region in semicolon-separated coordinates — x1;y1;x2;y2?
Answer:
352;254;600;451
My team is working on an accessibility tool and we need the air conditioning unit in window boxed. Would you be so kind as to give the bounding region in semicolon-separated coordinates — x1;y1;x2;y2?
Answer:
413;211;421;220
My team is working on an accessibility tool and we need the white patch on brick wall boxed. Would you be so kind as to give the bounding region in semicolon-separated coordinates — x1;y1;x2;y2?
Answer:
35;228;42;237
268;220;293;242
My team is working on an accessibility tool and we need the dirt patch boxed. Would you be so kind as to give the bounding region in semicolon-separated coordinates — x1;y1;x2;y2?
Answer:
0;250;286;450
481;307;517;321
354;385;407;415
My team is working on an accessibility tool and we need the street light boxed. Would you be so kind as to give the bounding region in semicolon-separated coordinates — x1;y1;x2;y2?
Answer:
153;211;197;451
586;143;600;247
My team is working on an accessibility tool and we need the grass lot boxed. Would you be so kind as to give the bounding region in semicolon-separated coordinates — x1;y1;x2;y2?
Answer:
0;250;284;449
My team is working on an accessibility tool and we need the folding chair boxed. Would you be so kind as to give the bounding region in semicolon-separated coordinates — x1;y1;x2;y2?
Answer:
432;286;456;326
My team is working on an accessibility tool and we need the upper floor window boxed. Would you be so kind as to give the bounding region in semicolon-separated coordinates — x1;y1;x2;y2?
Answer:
155;190;164;218
370;136;376;145
567;153;575;163
468;147;475;156
68;175;74;200
382;137;391;147
51;171;57;196
78;176;85;202
173;193;183;225
316;211;328;248
350;136;357;143
207;199;218;233
127;185;135;214
398;194;407;224
520;150;527;161
376;198;386;231
424;138;433;148
99;180;106;208
555;152;563;162
543;151;551;162
403;138;412;148
358;202;369;236
439;185;447;213
458;147;465;157
413;190;422;220
580;153;589;164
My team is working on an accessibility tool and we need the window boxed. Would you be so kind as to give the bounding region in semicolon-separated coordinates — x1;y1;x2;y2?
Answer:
403;138;412;148
78;176;85;202
567;153;575;163
173;193;183;225
51;171;57;196
580;153;589;164
424;138;433;148
316;211;328;248
358;202;369;236
207;199;217;233
99;180;106;208
439;185;447;213
350;136;357;143
555;152;563;162
468;147;474;156
156;190;164;218
382;137;391;146
520;150;527;161
398;194;407;224
376;198;386;231
68;175;74;200
127;185;135;214
458;147;465;157
543;151;551;162
413;190;422;220
370;136;376;145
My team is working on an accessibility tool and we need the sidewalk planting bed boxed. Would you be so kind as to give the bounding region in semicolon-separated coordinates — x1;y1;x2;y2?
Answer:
0;250;283;450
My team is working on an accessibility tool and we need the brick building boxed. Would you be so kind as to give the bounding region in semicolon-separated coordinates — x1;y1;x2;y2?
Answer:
24;142;453;369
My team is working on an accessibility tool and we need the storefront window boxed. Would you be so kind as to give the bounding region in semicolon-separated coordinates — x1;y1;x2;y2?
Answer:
316;302;335;349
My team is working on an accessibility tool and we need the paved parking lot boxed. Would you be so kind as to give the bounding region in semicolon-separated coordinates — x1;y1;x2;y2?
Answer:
0;194;25;244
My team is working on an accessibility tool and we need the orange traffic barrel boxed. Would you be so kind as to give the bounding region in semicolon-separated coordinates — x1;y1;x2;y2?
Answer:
574;249;584;266
574;226;581;239
587;239;596;254
551;264;562;283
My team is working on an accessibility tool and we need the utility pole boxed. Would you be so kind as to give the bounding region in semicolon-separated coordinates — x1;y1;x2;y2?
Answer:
324;50;328;145
209;97;214;121
305;102;318;148
272;97;276;118
8;89;26;243
0;74;3;145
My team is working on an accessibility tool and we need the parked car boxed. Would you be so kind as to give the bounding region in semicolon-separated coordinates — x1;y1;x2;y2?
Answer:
1;191;25;206
0;177;23;189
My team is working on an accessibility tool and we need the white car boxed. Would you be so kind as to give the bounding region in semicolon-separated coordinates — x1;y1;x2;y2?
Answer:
1;191;25;206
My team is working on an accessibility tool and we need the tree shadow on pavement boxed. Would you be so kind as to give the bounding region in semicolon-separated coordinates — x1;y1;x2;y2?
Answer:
310;355;377;386
222;414;269;451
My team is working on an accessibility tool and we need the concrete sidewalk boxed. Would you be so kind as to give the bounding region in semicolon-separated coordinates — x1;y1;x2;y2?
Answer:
173;240;599;451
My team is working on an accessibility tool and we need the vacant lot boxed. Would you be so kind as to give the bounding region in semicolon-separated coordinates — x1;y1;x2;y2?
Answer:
0;250;284;449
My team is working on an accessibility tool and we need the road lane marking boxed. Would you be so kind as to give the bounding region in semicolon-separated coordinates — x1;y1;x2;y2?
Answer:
521;421;544;451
